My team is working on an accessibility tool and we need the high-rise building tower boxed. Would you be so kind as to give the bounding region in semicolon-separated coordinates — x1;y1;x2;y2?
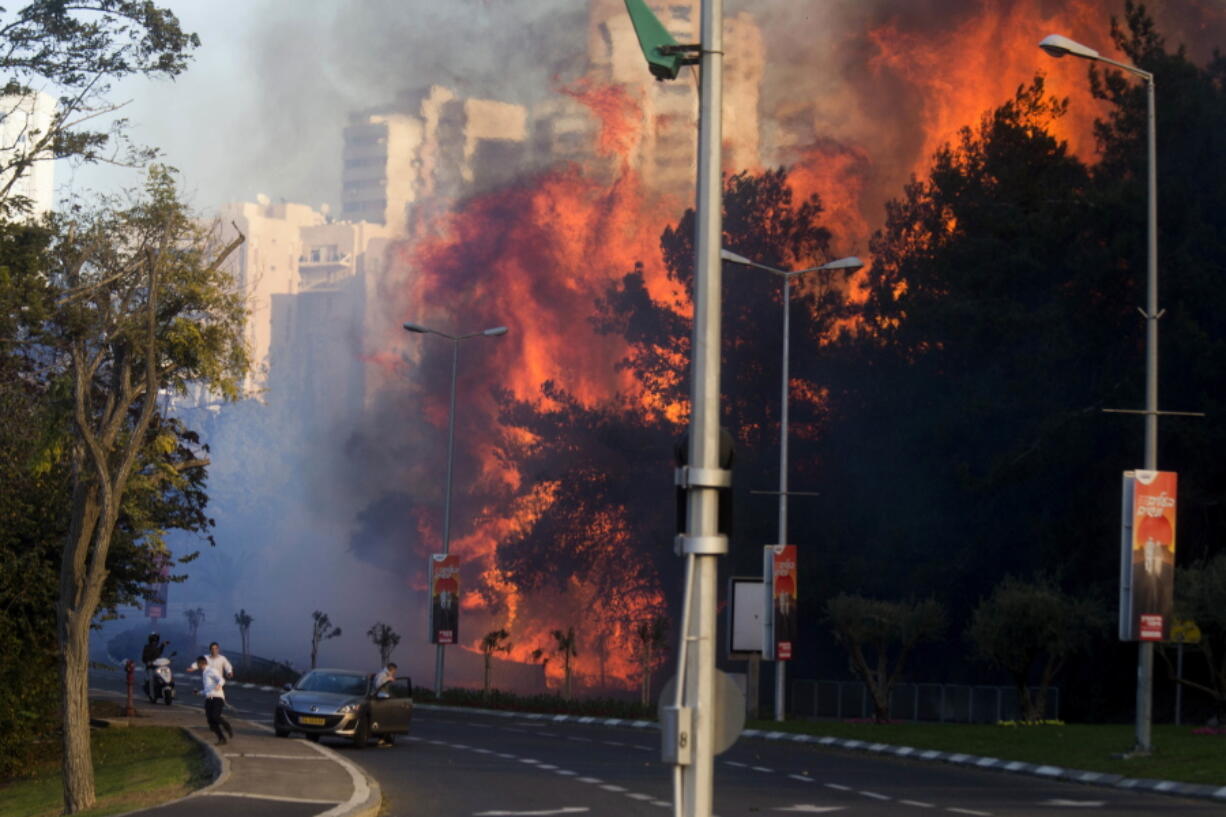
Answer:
0;90;56;215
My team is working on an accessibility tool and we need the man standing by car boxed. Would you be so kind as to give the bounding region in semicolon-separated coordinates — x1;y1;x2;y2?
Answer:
195;655;234;745
371;662;398;747
187;641;234;680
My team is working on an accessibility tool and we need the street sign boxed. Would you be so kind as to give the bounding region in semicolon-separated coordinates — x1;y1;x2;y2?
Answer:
728;577;764;658
624;0;684;80
660;670;745;755
1171;619;1202;644
763;545;797;661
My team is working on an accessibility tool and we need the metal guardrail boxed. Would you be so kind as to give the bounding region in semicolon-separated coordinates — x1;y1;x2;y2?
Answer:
791;680;1060;723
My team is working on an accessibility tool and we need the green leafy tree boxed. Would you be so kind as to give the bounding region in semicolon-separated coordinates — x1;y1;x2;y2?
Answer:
1166;553;1226;720
967;577;1103;722
480;628;511;697
234;608;253;669
367;621;401;667
826;594;945;722
310;610;341;669
32;167;248;812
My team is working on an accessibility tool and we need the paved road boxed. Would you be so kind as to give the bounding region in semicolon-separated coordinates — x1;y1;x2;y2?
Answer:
90;669;1222;817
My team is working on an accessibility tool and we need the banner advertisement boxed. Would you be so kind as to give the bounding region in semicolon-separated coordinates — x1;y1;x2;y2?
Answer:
429;554;460;645
763;545;797;661
144;556;171;620
1119;470;1177;641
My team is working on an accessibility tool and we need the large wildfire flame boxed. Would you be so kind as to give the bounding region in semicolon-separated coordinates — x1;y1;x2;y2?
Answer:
375;0;1220;692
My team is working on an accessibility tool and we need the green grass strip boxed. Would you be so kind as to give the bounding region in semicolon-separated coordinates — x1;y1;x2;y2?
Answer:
745;719;1226;786
0;725;210;817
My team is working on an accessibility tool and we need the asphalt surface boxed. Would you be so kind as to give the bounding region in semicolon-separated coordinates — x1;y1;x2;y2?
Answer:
90;668;1226;817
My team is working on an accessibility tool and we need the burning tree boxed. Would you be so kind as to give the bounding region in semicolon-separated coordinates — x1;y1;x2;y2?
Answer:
367;621;400;667
480;628;511;697
310;611;341;669
234;609;253;669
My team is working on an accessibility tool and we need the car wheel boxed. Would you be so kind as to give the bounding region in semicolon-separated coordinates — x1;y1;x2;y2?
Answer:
353;716;369;749
163;690;173;705
381;734;396;747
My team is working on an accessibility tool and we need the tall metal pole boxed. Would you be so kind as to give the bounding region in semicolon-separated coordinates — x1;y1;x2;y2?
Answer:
435;338;460;699
1135;73;1158;755
679;0;724;814
774;276;790;722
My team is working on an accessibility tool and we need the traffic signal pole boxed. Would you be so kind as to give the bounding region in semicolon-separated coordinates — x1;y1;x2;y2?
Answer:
679;1;725;815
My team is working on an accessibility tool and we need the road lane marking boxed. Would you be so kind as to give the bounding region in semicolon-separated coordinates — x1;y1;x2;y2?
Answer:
725;761;748;767
1039;800;1106;807
788;774;814;782
626;793;654;801
468;804;588;809
946;809;992;816
577;777;602;784
771;807;847;813
537;764;558;770
599;784;627;792
752;766;775;773
859;791;890;801
900;800;935;808
824;783;851;791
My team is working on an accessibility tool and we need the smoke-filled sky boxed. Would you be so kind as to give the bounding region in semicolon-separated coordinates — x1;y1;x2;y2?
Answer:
71;0;1224;215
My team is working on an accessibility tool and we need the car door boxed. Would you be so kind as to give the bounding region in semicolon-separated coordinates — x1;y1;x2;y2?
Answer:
368;677;413;733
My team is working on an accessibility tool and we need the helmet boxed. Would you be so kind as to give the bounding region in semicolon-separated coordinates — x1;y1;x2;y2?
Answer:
148;633;160;642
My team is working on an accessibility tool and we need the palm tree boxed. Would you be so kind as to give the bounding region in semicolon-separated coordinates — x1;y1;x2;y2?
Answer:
480;628;512;697
551;627;578;700
234;609;254;669
367;622;401;666
635;615;668;708
310;611;342;669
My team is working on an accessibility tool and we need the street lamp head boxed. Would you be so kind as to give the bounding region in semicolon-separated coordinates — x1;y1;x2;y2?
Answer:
818;256;864;273
483;326;509;337
720;248;755;267
402;321;429;334
1038;34;1100;61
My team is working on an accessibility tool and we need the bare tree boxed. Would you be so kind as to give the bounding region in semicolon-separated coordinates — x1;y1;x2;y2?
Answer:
551;626;578;700
635;615;669;708
367;621;401;667
310;611;341;669
480;628;511;697
234;609;253;670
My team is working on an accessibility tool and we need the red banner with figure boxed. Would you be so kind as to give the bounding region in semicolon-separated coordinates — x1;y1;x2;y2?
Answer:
763;545;797;661
1121;470;1177;641
429;554;460;645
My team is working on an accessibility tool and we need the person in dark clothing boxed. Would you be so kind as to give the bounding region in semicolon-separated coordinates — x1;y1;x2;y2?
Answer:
141;633;168;666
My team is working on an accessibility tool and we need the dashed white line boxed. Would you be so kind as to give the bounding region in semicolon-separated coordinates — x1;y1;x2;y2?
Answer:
947;809;992;816
825;783;851;792
900;800;935;808
577;777;602;784
538;764;558;771
626;793;654;801
788;774;814;783
860;791;890;801
752;766;775;773
599;784;628;793
725;761;748;768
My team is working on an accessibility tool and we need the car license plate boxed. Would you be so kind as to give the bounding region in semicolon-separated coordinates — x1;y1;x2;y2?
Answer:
300;716;326;725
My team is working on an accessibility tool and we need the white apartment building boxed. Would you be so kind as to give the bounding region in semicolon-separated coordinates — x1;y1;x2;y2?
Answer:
0;90;56;216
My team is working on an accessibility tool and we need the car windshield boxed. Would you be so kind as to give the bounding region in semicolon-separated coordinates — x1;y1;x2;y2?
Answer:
295;672;366;696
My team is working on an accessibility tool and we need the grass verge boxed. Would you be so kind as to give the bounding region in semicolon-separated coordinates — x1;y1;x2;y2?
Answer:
744;718;1226;786
0;725;210;817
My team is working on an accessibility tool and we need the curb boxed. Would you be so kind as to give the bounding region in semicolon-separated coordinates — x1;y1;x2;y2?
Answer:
420;704;1226;804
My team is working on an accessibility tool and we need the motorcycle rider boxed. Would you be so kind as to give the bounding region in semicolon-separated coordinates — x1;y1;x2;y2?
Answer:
141;633;169;697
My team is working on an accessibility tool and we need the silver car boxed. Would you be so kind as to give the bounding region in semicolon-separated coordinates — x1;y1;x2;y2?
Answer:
274;668;413;747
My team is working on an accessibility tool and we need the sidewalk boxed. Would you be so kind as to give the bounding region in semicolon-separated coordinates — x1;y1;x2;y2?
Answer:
92;689;380;817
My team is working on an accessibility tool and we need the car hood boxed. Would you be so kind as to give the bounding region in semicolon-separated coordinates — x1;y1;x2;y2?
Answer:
282;690;358;712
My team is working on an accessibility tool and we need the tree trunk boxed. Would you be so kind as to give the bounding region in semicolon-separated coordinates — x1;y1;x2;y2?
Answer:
58;605;95;812
484;653;492;696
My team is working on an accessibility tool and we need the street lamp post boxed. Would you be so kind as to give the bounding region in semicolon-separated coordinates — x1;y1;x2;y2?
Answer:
1039;33;1159;754
721;249;863;722
402;321;508;698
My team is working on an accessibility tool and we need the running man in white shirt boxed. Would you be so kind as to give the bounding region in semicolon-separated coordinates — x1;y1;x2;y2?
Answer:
187;641;234;679
195;655;234;745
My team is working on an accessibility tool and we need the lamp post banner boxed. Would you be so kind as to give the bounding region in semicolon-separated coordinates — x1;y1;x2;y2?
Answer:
763;545;797;661
429;554;460;645
1121;470;1177;641
144;556;171;620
